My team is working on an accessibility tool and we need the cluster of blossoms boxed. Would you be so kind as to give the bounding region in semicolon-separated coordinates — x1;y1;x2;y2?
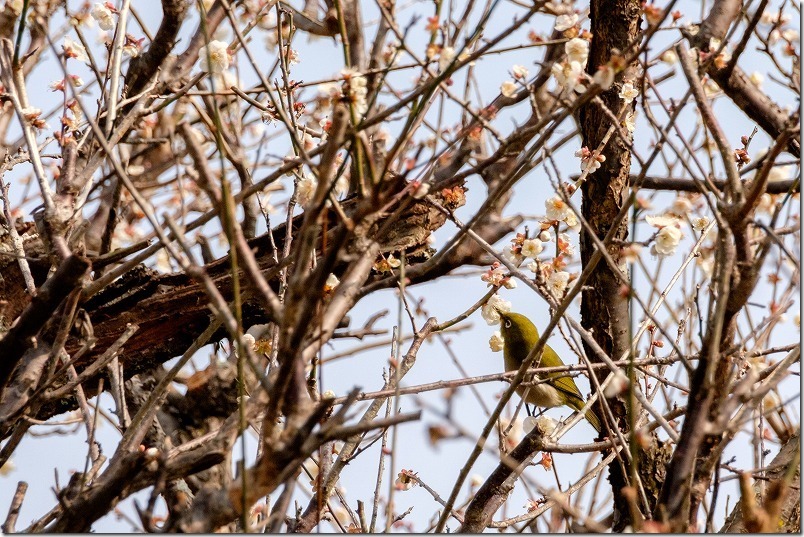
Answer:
424;44;455;72
551;7;646;95
340;69;369;116
48;75;84;92
481;261;517;289
554;12;579;33
481;293;511;326
544;195;580;231
500;65;530;98
20;107;48;132
758;9;799;53
574;146;606;174
617;195;713;272
502;231;545;267
551;36;590;93
58;100;84;139
482;185;592;351
316;69;369;118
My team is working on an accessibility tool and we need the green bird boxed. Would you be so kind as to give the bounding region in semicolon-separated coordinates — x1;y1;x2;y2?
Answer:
499;311;602;433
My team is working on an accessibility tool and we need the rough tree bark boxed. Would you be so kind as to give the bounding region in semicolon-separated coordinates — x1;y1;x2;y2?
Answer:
578;0;643;531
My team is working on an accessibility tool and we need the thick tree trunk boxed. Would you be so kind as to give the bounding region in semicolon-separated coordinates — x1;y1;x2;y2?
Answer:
579;0;641;530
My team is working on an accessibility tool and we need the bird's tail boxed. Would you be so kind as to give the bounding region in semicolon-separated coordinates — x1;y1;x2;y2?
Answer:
570;398;602;433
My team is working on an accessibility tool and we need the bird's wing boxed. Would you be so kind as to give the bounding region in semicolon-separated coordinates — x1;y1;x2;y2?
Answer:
547;372;584;402
538;344;585;401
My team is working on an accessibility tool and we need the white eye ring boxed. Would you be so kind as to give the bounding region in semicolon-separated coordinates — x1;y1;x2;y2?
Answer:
504;319;512;328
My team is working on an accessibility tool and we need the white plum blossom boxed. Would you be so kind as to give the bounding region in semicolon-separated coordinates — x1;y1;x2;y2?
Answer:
296;174;317;206
604;370;629;397
645;214;680;228
660;50;677;64
552;60;584;92
781;28;799;42
410;181;430;199
565;37;589;65
199;40;230;74
22;106;50;130
768;164;793;182
624;110;637;133
749;71;764;87
395;469;418;491
621;243;642;264
500;80;518;98
564;211;580;232
619;81;639;103
211;70;239;92
709;38;722;52
671;196;693;215
324;273;340;291
558;233;575;256
502;245;524;266
547;271;570;299
692;217;710;231
91;3;115;31
481;294;512;325
62;36;89;63
21;106;43;122
521;238;543;259
481;265;510;287
286;47;300;65
500;417;523;447
545;196;571;221
341;68;368;116
241;333;256;352
512;64;529;79
49;75;84;91
539;229;552;242
760;11;790;26
697;255;714;278
524;414;558;435
387;254;401;268
653;225;683;256
438;46;455;71
489;331;504;352
122;37;141;58
593;65;615;89
0;458;15;476
554;12;578;31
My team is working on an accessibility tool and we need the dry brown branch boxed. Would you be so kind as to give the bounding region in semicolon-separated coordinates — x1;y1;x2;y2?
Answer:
0;0;798;531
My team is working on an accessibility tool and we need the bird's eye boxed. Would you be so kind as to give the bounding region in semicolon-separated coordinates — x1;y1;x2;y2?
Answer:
504;319;512;329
